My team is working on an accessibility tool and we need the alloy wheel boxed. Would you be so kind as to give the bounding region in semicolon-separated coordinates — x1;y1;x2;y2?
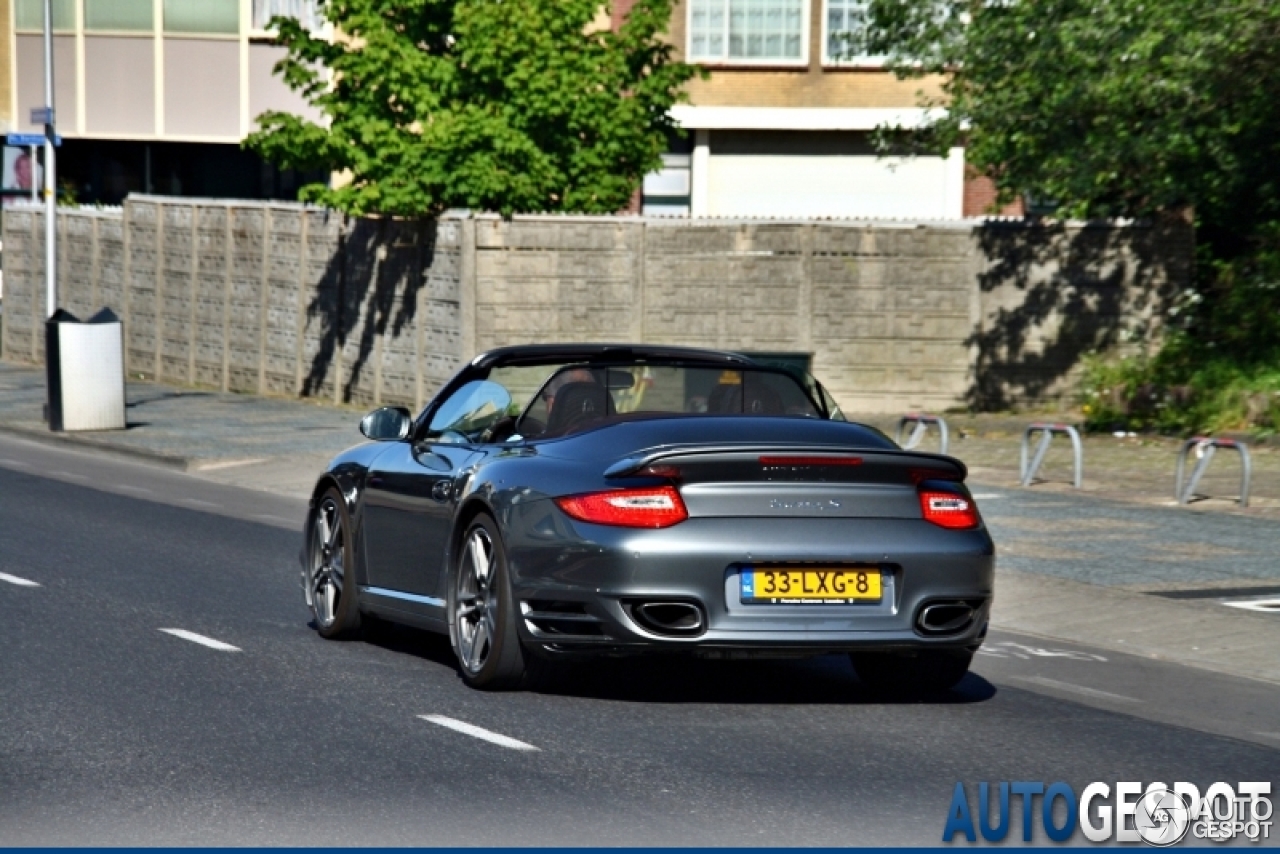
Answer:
456;526;497;674
309;497;345;628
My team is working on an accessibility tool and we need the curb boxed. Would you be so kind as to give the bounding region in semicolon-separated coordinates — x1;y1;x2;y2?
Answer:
0;422;193;471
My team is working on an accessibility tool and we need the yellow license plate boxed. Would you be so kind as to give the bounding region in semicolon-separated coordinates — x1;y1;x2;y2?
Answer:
741;568;882;604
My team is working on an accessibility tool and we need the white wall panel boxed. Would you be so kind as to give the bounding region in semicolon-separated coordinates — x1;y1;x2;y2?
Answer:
85;37;156;135
248;43;321;127
16;35;77;134
163;38;240;138
707;152;960;219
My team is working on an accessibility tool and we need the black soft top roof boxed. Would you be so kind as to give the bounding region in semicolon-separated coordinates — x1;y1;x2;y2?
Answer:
471;343;756;369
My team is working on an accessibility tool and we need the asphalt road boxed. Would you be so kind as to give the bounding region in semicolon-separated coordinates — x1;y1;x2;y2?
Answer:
1;436;1277;846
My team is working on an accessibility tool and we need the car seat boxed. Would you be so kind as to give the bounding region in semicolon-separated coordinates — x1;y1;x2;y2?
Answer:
707;379;784;415
544;382;612;435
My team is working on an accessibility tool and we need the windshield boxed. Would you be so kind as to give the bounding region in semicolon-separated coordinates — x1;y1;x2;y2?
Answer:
505;363;825;439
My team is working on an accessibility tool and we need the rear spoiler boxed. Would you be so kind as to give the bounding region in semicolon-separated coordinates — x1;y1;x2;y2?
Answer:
603;444;967;480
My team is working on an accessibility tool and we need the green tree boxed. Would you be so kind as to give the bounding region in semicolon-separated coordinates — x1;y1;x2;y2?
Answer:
850;0;1280;244
246;0;698;216
841;0;1280;432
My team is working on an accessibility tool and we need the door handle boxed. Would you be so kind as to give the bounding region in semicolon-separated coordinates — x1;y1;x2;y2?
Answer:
431;480;452;502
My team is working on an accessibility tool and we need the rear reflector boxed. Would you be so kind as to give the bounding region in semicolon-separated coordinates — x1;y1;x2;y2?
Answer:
555;485;688;528
759;456;863;467
919;490;979;529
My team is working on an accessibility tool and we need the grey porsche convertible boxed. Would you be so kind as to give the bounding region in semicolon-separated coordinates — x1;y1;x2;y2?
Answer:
303;344;994;691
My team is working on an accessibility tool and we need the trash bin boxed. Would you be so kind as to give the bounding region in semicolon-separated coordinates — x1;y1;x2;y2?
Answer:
45;307;126;432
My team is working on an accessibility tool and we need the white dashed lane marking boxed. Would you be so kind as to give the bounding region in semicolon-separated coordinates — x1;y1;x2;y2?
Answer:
158;628;241;652
0;572;41;587
252;514;297;526
971;493;1005;500
195;458;267;472
1222;598;1280;613
419;715;541;752
177;498;220;510
1012;675;1140;704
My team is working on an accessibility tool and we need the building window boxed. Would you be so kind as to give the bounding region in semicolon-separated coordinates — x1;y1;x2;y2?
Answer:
15;0;75;31
823;0;885;65
252;0;325;34
85;0;154;32
164;0;240;34
689;0;807;63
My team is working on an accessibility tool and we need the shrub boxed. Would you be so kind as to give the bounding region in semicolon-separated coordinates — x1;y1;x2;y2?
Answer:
1081;226;1280;435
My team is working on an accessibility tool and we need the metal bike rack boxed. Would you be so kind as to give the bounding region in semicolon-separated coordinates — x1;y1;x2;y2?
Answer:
1020;423;1083;488
895;413;950;454
1175;437;1251;507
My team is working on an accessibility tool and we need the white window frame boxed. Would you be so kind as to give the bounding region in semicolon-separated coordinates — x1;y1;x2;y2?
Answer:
686;0;810;68
821;0;886;67
248;0;327;38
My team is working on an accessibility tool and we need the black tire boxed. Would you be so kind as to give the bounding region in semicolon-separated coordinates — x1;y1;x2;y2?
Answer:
306;487;362;639
449;514;530;690
850;649;972;693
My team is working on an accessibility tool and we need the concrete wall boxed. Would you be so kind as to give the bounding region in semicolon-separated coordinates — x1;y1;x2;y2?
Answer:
1;198;465;410
1;196;1191;413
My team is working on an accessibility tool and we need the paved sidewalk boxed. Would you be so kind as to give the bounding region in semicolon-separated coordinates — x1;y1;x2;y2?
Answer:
0;361;361;498
3;359;1278;686
859;413;1280;517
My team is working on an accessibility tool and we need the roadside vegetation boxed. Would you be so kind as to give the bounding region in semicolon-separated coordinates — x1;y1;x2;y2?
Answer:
853;0;1280;434
1080;233;1280;434
245;0;697;217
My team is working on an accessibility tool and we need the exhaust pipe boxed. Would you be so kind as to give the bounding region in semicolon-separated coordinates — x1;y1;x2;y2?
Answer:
630;601;705;636
916;601;977;636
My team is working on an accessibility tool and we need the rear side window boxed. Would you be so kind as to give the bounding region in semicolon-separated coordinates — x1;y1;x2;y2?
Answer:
515;364;823;438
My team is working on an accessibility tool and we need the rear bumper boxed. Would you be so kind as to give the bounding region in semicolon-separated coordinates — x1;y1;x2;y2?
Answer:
503;508;995;656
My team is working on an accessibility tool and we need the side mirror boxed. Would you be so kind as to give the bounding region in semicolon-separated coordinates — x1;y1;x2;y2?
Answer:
359;406;412;441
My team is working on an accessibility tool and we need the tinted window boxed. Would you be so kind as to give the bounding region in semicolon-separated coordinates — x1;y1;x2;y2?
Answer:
515;364;822;439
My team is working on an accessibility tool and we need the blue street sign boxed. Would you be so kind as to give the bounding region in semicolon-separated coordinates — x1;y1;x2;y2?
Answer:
7;133;61;147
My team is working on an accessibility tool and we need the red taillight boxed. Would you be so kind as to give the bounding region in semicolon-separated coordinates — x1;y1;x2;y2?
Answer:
555;485;688;528
919;489;979;529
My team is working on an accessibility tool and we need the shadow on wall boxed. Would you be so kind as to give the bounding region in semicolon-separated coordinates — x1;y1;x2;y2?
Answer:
968;217;1188;410
301;217;438;403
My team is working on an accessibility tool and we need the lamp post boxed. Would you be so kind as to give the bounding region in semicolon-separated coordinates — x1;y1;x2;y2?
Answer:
41;0;57;319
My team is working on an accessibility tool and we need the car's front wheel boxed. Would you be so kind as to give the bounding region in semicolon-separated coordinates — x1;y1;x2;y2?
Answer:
305;488;362;638
449;514;530;690
850;649;973;693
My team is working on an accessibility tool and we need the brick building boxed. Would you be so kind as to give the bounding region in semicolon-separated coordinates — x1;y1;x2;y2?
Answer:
0;0;1016;216
626;0;1014;218
0;0;323;205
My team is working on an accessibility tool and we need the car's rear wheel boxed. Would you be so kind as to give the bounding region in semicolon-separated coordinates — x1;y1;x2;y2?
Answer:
850;649;972;693
306;488;362;638
450;514;529;690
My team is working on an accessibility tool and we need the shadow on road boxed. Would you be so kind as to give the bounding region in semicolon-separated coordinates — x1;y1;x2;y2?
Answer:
359;623;997;706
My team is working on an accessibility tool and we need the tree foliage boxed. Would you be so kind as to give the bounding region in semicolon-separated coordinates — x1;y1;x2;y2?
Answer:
840;0;1280;431
246;0;698;217
851;0;1280;240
